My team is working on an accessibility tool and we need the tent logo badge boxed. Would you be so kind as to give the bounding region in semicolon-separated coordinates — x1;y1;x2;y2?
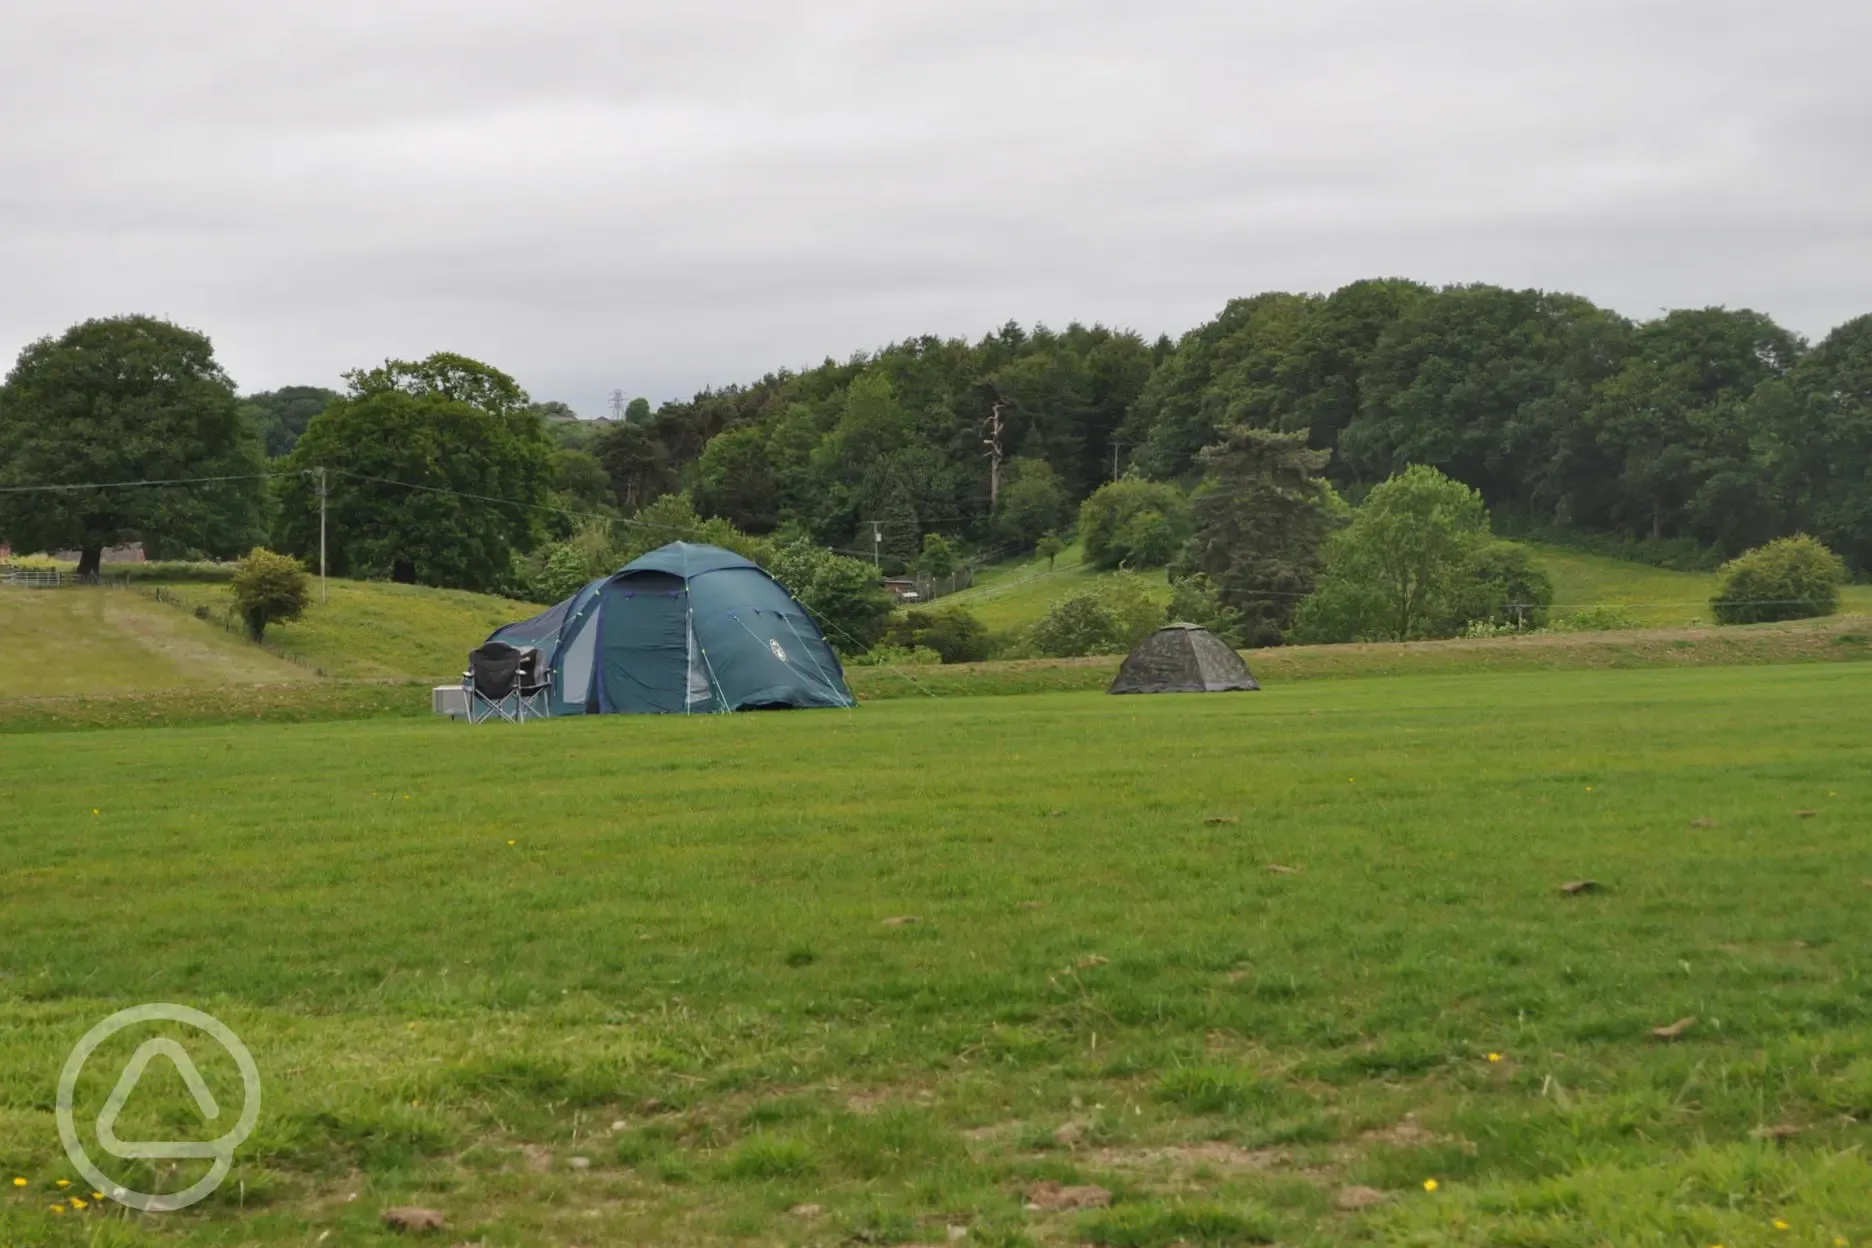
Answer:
769;638;788;662
57;1004;262;1212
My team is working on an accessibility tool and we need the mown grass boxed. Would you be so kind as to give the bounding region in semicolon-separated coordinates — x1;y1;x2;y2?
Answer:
0;588;310;695
1;664;1868;1245
147;579;541;682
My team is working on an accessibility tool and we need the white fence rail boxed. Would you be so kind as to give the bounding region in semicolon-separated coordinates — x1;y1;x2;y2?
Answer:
0;564;65;588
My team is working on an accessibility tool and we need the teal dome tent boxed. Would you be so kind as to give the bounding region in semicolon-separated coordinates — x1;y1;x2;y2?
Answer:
486;543;855;714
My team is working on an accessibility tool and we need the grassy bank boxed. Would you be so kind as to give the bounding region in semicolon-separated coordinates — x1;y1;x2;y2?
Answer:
6;613;1869;733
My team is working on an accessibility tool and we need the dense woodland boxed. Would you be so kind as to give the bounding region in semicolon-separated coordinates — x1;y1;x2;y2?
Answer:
571;281;1872;574
5;282;1870;629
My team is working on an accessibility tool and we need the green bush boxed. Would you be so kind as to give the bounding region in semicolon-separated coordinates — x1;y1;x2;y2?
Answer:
230;548;311;642
882;606;991;664
1079;479;1189;570
1710;534;1846;624
760;537;897;654
1550;604;1643;632
531;543;593;602
1165;574;1248;647
1026;574;1166;658
1457;540;1554;631
1027;591;1124;658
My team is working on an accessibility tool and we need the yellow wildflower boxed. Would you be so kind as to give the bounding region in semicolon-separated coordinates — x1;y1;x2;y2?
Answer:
1488;1052;1503;1063
49;1204;64;1214
1774;1221;1790;1231
69;1197;86;1210
54;1180;69;1189
1423;1178;1439;1192
9;1177;23;1187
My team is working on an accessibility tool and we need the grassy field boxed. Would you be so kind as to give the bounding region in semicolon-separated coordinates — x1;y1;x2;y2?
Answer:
3;664;1869;1245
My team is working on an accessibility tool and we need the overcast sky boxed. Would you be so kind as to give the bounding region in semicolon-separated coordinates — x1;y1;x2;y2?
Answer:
3;0;1868;418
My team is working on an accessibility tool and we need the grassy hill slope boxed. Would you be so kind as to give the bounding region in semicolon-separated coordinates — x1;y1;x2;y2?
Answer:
942;542;1170;633
153;579;543;682
941;541;1872;635
0;587;311;695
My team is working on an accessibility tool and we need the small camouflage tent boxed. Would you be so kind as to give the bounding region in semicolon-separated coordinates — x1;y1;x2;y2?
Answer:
1108;623;1260;695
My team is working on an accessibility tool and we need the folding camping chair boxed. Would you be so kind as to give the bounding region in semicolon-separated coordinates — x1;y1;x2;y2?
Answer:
464;642;551;723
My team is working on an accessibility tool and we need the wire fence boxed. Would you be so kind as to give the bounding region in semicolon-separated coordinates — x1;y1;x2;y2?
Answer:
136;585;329;678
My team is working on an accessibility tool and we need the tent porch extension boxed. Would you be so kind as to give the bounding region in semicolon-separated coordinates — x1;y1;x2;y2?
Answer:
488;543;855;714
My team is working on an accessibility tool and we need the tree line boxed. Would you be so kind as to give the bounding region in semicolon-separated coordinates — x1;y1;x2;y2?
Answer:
4;281;1869;612
592;282;1872;576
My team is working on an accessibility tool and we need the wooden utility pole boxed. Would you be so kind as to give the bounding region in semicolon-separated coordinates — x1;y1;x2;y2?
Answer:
983;403;1006;509
316;466;328;604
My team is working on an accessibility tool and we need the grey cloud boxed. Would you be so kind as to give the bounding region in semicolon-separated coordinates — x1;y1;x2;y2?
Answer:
3;0;1868;416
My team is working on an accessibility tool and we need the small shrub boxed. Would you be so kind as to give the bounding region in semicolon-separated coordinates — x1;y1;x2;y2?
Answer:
230;548;311;642
1028;575;1168;658
883;606;991;663
1549;604;1643;632
1710;534;1846;624
1166;574;1248;647
1027;592;1123;657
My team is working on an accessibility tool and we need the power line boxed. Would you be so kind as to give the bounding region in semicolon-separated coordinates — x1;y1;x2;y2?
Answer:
0;472;273;494
323;469;887;563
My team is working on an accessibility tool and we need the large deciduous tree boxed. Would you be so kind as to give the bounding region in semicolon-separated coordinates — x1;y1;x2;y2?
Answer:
1176;427;1340;646
1293;465;1492;642
0;315;268;576
276;353;551;591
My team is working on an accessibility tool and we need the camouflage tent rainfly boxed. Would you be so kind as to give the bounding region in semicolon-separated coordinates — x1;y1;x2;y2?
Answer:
1108;623;1260;695
486;543;855;714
